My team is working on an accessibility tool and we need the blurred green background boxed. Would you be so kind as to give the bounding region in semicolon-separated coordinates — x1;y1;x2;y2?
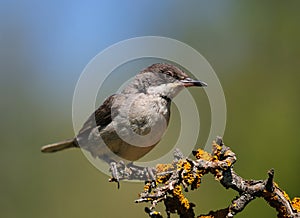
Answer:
1;1;299;218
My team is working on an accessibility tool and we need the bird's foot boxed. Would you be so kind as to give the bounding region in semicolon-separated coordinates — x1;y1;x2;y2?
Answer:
126;163;157;187
109;161;157;188
108;161;126;189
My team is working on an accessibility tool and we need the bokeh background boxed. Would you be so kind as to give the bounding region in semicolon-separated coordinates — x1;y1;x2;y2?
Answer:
1;1;299;218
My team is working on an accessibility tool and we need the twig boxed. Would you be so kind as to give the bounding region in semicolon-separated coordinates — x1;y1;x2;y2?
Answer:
128;137;300;218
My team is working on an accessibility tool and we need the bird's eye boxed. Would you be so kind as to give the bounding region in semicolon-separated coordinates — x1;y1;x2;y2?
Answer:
165;70;174;77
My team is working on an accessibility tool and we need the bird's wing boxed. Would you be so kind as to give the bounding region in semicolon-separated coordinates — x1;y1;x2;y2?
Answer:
77;94;119;138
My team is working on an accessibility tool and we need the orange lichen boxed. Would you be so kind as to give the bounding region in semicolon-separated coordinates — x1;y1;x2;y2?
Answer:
224;149;233;157
156;163;174;184
176;160;185;172
137;138;299;218
156;163;174;173
274;182;292;204
225;159;232;167
291;197;300;212
183;160;192;171
194;149;211;161
212;143;222;161
182;162;194;184
192;173;202;190
173;185;190;209
176;159;204;189
262;182;295;217
143;182;152;192
214;169;223;181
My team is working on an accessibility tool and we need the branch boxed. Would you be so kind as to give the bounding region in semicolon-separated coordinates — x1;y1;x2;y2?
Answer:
123;137;300;218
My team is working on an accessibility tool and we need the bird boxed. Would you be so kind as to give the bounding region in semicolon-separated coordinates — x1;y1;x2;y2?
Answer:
41;63;207;165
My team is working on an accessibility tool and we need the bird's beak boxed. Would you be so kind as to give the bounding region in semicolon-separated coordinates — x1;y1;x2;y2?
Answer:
180;78;207;87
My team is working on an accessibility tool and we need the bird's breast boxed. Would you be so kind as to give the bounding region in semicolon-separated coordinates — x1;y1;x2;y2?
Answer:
82;93;171;162
110;94;170;145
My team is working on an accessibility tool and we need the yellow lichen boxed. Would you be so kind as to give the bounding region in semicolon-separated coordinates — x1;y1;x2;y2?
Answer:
155;163;174;184
156;163;174;173
225;159;232;167
212;144;222;161
291;197;300;212
143;182;151;192
149;210;160;215
214;169;223;181
183;161;192;171
193;173;202;189
194;149;211;161
173;185;190;209
176;160;184;170
224;150;233;157
274;182;292;202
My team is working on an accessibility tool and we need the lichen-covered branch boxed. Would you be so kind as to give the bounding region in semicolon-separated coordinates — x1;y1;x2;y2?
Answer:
116;137;298;218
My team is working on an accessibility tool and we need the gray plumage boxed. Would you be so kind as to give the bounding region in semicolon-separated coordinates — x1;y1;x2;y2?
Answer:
41;63;207;162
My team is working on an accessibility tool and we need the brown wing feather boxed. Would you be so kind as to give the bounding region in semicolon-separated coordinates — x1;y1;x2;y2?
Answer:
76;94;118;141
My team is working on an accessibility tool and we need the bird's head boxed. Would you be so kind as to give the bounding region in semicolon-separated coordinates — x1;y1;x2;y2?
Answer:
128;63;207;99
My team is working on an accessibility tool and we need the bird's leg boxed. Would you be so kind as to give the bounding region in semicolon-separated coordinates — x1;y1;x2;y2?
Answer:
109;161;121;188
109;160;133;188
126;162;156;187
109;161;157;188
146;166;157;188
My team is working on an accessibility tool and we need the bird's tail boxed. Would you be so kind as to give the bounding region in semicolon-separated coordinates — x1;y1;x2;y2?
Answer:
41;138;76;153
